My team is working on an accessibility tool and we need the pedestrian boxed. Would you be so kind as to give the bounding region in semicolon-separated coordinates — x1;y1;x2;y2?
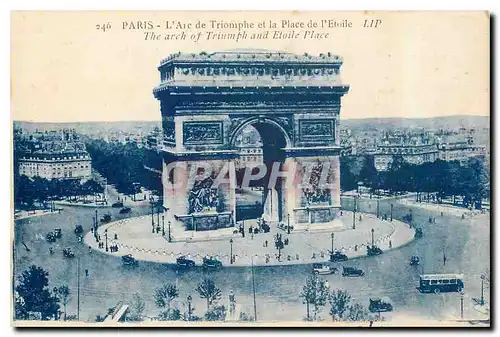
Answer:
91;227;94;233
296;254;299;260
114;233;118;240
389;240;392;249
85;269;89;277
265;240;268;247
89;246;92;253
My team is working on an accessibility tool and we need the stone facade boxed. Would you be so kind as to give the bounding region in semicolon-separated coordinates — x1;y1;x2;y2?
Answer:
154;49;349;231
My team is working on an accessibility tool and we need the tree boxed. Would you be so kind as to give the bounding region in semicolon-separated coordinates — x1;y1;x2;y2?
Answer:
54;285;71;321
15;265;60;320
204;305;226;321
128;293;146;322
329;289;352;321
196;279;222;310
345;302;372;322
154;284;179;319
300;274;329;321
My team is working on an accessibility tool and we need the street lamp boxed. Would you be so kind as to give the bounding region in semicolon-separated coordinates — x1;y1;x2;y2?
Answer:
162;215;165;236
480;275;485;305
371;228;374;247
105;229;108;252
150;196;155;233
230;239;234;264
376;199;380;218
287;214;291;234
187;295;192;321
331;233;334;253
353;197;357;230
390;203;393;222
168;221;172;243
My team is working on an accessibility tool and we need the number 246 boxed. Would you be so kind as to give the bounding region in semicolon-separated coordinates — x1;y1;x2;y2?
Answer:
96;23;112;32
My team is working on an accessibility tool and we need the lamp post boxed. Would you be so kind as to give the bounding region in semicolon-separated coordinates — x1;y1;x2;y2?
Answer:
371;228;374;247
480;275;485;305
230;239;234;264
331;233;334;253
460;291;464;319
157;202;160;230
150;196;155;233
168;221;172;243
162;215;165;236
242;219;245;238
352;197;357;230
390;203;393;222
187;295;192;321
287;214;290;234
105;229;108;252
376;199;380;218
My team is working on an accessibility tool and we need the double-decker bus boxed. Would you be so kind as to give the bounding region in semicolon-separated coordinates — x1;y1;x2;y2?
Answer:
419;274;464;293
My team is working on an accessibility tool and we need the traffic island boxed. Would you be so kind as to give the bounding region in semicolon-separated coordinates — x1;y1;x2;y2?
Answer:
84;211;415;267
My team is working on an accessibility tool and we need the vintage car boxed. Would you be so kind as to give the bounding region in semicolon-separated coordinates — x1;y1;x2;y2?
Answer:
46;232;57;243
330;251;348;262
54;228;62;238
122;254;138;266
63;248;75;258
112;201;124;208
119;207;132;214
313;263;338;275
369;297;393;313
261;222;270;233
101;214;112;223
74;224;84;235
367;245;383;256
176;256;196;268
414;228;423;239
342;266;365;277
202;256;223;269
410;256;420;266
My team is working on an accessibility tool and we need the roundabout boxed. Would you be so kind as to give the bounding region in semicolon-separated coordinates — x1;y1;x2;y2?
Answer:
84;211;416;267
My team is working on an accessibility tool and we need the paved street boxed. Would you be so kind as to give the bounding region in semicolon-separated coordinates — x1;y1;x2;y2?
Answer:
13;200;490;323
85;211;413;267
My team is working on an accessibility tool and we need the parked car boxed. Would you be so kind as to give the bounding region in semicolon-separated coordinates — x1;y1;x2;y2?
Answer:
119;207;131;214
74;225;84;235
122;254;138;266
342;266;365;277
176;256;196;268
367;245;383;256
313;263;338;275
369;297;393;313
202;256;222;269
410;255;420;266
112;202;124;208
261;222;270;233
414;228;423;239
330;251;348;262
101;214;112;223
53;228;62;238
63;248;75;258
46;232;56;243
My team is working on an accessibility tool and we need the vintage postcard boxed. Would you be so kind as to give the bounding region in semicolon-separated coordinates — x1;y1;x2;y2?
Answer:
11;11;490;327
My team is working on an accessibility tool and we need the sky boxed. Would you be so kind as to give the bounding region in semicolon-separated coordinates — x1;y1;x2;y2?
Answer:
11;11;490;122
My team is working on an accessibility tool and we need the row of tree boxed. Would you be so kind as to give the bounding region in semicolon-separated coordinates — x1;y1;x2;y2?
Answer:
15;265;371;323
84;139;162;196
300;274;374;322
14;175;104;209
341;155;489;209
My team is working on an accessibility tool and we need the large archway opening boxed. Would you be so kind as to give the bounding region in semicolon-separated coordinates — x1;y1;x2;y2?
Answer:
232;119;288;223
